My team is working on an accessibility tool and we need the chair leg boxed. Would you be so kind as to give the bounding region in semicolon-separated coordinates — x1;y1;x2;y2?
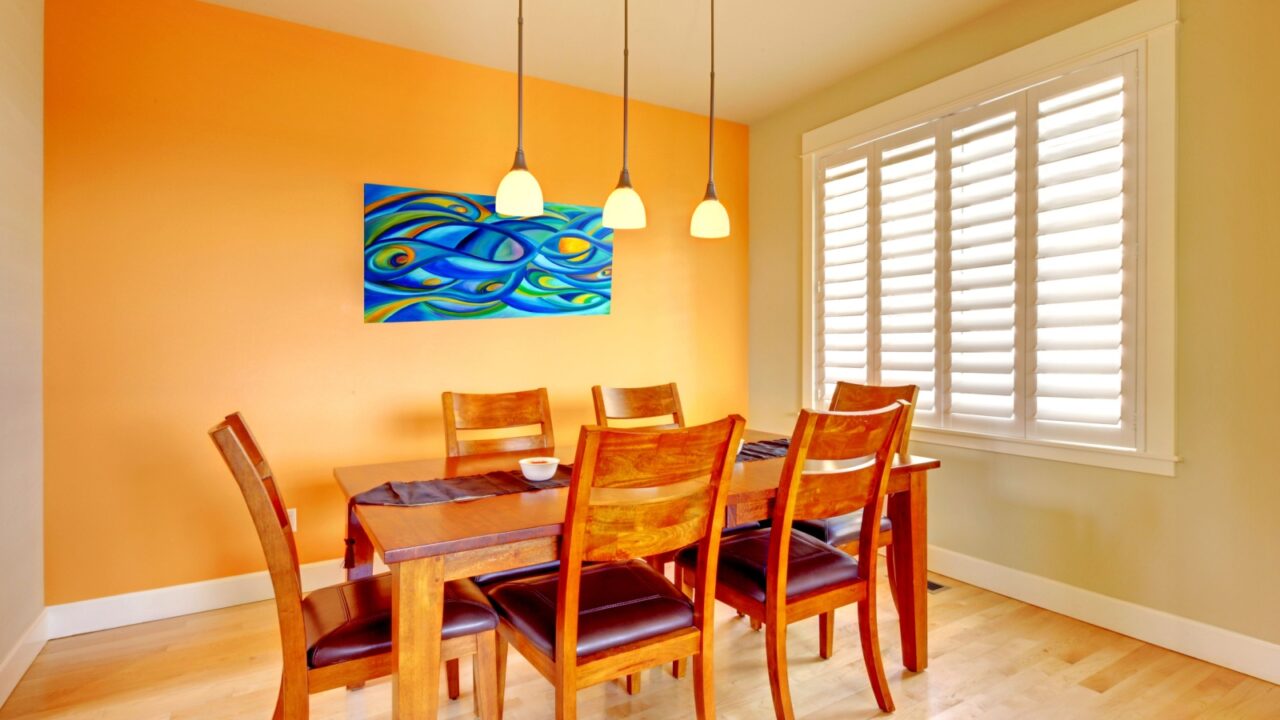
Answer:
818;611;835;660
764;620;795;720
624;672;642;695
884;544;900;612
496;633;509;720
473;632;500;720
673;567;692;678
447;657;461;700
274;673;308;720
857;596;895;713
554;682;577;720
750;617;763;632
693;647;715;720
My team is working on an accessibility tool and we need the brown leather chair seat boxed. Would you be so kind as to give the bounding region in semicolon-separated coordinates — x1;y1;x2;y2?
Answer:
485;560;694;658
793;511;891;548
473;561;561;588
676;527;859;603
302;574;498;668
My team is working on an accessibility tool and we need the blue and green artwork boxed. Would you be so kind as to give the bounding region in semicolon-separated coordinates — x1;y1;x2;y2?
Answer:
364;183;613;323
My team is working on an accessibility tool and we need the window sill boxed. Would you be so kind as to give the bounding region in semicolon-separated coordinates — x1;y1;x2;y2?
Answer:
910;427;1179;477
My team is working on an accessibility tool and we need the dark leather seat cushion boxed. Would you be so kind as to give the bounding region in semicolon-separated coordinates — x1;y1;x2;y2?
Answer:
793;511;891;548
676;527;859;603
302;574;498;668
486;560;694;658
473;561;561;587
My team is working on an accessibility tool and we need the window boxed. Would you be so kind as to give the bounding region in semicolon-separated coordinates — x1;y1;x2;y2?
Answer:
802;4;1177;475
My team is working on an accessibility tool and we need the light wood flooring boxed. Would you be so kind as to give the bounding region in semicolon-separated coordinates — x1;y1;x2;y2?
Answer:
3;569;1277;719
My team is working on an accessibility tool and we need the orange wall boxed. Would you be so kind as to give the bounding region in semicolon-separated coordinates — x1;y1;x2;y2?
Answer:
44;0;748;604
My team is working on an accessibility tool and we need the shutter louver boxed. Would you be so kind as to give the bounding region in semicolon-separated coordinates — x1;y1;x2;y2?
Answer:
817;154;872;406
1028;59;1137;448
877;133;939;418
946;103;1023;434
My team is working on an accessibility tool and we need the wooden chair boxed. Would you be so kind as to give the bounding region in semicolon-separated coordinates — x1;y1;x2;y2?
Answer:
442;388;565;695
210;413;501;719
485;416;747;720
442;388;555;457
794;381;918;657
676;403;909;718
593;383;688;618
591;383;685;428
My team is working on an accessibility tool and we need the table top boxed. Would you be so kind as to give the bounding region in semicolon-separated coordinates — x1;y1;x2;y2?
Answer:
336;429;940;564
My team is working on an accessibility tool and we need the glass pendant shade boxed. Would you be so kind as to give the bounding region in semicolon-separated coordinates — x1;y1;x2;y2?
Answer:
603;171;646;229
496;153;544;217
690;186;730;238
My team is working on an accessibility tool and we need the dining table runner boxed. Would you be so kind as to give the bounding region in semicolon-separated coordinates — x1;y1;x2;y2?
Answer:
350;437;792;509
342;437;792;568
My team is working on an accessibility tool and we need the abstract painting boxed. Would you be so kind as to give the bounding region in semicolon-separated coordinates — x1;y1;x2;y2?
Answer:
364;183;613;323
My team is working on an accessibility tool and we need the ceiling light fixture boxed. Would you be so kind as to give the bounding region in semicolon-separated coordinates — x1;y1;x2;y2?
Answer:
495;0;544;217
602;0;646;230
690;0;729;238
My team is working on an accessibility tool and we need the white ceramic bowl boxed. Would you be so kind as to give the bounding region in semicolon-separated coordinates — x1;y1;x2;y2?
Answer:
519;457;560;482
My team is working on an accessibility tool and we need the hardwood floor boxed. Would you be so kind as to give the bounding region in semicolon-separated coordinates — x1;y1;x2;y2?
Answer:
3;569;1277;719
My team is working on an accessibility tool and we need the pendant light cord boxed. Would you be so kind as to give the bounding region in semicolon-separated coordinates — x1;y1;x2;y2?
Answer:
514;0;527;167
706;0;717;197
621;0;630;176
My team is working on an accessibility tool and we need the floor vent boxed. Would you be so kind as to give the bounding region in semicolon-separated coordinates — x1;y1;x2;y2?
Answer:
927;580;947;593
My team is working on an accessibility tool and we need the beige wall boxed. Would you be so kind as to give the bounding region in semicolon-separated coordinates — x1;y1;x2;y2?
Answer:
0;0;45;657
749;0;1280;644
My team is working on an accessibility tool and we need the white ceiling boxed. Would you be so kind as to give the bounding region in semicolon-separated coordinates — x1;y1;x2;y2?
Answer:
199;0;1009;122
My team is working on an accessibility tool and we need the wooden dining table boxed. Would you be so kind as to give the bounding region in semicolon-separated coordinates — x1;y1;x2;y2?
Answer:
335;429;940;719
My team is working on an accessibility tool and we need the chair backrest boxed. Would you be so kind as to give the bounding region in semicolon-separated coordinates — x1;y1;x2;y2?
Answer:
591;383;686;429
828;381;918;451
556;416;746;663
209;413;307;665
768;403;909;604
442;388;555;457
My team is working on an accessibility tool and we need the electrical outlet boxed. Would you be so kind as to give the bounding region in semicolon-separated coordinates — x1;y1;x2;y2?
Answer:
287;508;298;532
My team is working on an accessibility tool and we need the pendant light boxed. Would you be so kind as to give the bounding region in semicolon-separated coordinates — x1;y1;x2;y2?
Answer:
603;0;647;229
496;0;544;217
690;0;730;238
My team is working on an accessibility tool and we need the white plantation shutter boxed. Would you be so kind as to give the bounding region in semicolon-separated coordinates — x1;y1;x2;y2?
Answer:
943;98;1025;435
1027;56;1138;448
876;129;941;421
812;52;1142;452
816;152;872;407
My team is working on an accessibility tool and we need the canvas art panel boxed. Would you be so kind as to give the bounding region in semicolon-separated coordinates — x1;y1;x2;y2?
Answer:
364;183;614;323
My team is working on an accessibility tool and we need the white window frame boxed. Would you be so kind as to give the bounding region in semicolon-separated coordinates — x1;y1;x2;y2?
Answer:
801;0;1178;476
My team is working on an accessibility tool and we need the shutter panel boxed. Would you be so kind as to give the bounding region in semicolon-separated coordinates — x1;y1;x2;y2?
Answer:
1027;55;1138;448
944;98;1026;435
816;151;872;407
877;128;940;420
811;52;1141;452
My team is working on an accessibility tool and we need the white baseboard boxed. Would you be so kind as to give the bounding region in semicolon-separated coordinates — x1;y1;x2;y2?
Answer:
929;544;1280;685
25;548;1280;693
45;558;347;640
0;608;48;707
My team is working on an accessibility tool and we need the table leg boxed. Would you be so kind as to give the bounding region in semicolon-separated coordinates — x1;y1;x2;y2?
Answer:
392;556;445;720
346;506;375;581
887;470;928;672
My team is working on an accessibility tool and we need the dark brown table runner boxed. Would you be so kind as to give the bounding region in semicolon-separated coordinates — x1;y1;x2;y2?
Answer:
351;467;572;507
341;438;793;567
350;438;791;509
